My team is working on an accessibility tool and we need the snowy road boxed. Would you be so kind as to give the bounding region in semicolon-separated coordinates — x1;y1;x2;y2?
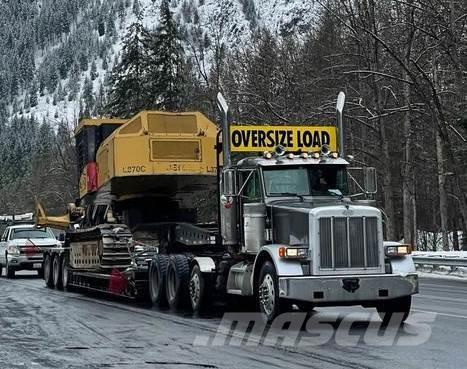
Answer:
0;273;465;369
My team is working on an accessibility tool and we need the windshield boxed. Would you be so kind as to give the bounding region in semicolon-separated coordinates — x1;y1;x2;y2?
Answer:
11;228;55;240
263;165;348;197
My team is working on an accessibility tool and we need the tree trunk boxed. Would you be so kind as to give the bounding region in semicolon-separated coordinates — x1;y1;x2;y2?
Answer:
402;70;413;246
435;129;449;251
380;124;396;240
452;230;459;251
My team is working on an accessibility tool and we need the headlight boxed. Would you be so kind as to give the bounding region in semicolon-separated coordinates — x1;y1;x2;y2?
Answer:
7;246;20;255
385;244;411;257
278;246;308;259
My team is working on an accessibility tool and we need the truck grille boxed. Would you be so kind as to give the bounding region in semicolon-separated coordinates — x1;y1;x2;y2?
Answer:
319;217;379;269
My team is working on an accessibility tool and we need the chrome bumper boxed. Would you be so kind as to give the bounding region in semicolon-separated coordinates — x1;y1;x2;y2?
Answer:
7;254;43;268
278;273;418;304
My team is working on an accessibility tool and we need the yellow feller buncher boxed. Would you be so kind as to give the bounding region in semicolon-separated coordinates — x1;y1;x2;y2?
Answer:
38;112;219;297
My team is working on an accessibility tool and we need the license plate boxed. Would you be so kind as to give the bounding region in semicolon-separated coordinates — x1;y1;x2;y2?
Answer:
33;263;42;269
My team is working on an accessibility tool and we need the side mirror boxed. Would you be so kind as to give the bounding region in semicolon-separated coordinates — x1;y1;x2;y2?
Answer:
58;233;65;242
222;168;237;196
363;167;377;194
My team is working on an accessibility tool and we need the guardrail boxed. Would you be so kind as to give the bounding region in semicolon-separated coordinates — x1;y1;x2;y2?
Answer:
412;256;467;268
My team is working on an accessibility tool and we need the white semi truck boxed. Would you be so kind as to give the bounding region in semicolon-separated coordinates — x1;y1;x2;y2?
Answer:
148;92;419;323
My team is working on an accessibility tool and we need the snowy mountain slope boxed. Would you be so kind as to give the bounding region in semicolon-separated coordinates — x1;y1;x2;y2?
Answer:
9;0;320;126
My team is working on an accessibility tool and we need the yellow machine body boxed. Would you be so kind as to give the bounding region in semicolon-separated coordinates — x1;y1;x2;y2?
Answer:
79;111;218;199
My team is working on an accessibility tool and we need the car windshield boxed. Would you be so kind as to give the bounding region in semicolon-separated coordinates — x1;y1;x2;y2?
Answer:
11;228;54;240
263;165;348;197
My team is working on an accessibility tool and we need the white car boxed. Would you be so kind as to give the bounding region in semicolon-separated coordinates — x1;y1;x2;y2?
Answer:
0;224;61;278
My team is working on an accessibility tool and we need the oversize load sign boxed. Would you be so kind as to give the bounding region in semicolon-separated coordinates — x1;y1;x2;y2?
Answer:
230;125;337;152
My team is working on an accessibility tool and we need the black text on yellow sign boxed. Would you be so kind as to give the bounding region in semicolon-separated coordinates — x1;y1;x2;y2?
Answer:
230;125;338;152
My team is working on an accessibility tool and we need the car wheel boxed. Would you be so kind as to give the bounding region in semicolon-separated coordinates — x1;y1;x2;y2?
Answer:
166;255;190;310
6;254;15;279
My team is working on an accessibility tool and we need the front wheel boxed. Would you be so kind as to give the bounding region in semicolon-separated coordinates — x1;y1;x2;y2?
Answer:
257;261;282;322
189;264;212;314
6;255;15;279
376;296;412;325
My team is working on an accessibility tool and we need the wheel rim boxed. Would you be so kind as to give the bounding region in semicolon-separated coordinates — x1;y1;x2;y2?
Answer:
259;274;275;317
190;271;200;308
167;267;176;301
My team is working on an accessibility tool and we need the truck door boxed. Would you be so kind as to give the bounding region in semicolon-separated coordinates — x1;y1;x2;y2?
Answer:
238;169;264;247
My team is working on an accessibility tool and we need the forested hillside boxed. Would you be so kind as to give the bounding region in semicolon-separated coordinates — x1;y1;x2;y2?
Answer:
0;0;466;250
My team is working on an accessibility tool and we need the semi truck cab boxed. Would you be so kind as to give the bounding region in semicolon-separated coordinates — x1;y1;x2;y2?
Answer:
218;92;418;322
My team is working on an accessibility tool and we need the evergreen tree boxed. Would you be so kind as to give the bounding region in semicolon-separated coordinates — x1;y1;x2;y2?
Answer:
90;60;98;80
106;18;148;117
145;0;187;110
82;77;94;115
30;79;39;107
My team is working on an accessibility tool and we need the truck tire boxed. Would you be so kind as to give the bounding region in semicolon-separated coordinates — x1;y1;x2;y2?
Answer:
5;254;15;279
376;295;412;325
257;261;283;322
166;254;190;310
189;264;212;314
44;254;54;288
61;257;71;291
53;254;63;290
149;254;169;307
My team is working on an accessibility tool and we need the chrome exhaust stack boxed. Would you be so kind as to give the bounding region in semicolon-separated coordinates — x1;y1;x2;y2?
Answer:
336;91;346;157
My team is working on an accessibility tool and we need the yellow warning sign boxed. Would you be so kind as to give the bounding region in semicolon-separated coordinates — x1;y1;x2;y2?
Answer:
230;125;338;152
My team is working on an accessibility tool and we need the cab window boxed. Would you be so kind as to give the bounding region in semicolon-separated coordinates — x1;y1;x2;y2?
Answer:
241;171;262;202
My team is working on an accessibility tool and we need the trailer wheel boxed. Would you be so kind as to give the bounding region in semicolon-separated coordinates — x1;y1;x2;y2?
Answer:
44;254;54;288
166;254;190;310
53;254;63;290
257;261;284;322
149;254;169;306
376;295;412;325
61;257;71;291
189;264;211;314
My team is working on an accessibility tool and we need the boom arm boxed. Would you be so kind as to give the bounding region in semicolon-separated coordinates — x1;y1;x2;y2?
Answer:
35;202;71;230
